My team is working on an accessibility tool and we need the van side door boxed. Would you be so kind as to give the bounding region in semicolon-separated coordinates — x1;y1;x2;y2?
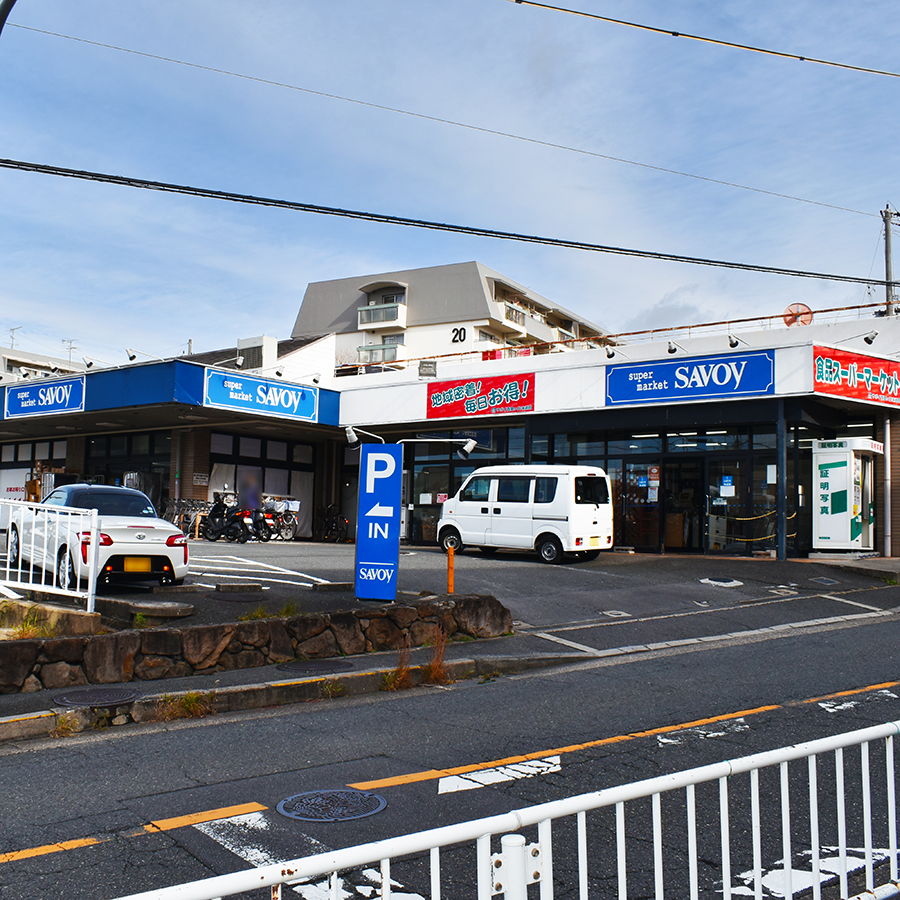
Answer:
451;475;493;547
489;476;534;549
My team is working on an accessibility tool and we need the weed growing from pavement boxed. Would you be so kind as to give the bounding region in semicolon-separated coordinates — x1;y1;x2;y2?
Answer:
50;712;79;738
239;602;303;621
382;636;414;691
239;605;271;621
155;690;216;721
132;612;148;628
10;609;56;640
478;671;501;684
319;679;345;699
277;601;301;617
421;626;453;685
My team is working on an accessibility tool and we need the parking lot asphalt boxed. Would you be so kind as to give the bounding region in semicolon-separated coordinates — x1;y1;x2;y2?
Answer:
2;540;899;733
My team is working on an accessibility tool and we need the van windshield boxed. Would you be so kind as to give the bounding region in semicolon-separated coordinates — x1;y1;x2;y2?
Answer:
574;477;609;505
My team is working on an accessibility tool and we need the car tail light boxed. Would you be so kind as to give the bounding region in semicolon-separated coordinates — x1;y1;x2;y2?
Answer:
575;537;583;547
166;533;189;564
79;532;113;563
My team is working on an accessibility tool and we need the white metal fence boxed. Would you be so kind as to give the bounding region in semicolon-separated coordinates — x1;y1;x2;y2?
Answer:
1;497;99;612
110;720;900;900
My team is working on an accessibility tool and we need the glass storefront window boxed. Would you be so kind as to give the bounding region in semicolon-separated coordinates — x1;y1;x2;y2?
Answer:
752;429;777;450
607;435;663;455
554;434;604;458
530;434;550;460
132;434;151;456
508;427;525;459
667;430;747;452
109;435;128;457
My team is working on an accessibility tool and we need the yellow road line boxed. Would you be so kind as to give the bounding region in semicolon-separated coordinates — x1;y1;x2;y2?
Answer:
144;802;267;833
350;679;900;791
0;802;267;866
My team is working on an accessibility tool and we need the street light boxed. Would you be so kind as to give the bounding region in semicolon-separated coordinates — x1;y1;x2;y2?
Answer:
126;348;165;362
345;425;385;450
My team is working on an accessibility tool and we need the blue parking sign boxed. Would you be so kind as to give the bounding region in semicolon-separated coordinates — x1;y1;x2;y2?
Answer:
355;444;403;601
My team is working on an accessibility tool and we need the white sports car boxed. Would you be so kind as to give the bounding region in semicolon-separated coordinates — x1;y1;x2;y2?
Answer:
7;484;189;589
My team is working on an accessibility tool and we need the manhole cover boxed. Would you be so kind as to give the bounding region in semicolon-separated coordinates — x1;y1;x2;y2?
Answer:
55;687;142;708
277;789;387;822
276;659;355;674
700;577;743;588
810;577;840;586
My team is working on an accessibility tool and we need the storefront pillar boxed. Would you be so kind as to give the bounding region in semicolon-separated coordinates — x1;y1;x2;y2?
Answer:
776;399;787;561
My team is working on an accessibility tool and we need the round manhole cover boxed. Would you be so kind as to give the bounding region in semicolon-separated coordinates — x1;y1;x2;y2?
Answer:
276;659;355;675
277;789;387;823
55;687;142;708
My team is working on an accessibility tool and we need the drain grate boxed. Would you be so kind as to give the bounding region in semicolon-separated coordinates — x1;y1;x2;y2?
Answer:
55;687;142;708
276;659;355;675
277;789;387;823
810;576;840;586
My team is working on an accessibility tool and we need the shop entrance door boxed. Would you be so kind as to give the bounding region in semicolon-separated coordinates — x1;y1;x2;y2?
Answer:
707;458;751;553
622;461;661;550
663;459;705;551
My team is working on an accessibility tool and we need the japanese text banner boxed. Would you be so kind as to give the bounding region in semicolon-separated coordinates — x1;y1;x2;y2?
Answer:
813;346;900;407
427;373;534;419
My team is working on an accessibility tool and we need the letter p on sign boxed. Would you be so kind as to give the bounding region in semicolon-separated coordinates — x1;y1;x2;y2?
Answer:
365;452;396;494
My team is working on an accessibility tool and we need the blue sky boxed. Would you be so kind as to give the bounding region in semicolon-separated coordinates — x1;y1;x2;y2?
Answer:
1;1;898;363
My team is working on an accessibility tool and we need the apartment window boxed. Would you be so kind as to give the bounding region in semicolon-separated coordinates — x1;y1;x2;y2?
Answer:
382;292;406;305
382;334;405;345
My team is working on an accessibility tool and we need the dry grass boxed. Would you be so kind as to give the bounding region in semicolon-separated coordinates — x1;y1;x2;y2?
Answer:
155;690;216;721
50;712;80;738
421;626;453;685
319;679;345;699
381;636;414;691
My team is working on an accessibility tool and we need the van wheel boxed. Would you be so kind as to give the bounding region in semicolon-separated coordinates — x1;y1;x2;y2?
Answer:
480;546;498;556
440;529;463;553
537;536;563;564
581;549;602;561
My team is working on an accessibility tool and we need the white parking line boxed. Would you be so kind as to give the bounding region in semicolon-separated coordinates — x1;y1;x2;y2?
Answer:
819;593;883;612
193;572;315;588
532;632;602;655
189;556;331;584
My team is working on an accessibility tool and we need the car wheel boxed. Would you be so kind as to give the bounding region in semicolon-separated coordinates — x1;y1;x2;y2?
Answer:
440;528;463;553
7;526;20;567
581;549;602;561
537;536;563;564
480;546;498;556
57;548;77;590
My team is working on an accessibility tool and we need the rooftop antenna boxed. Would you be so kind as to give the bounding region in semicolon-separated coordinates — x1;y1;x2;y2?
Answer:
9;326;21;349
62;338;78;362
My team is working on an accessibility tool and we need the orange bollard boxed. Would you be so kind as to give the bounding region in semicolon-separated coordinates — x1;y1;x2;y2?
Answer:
447;545;455;594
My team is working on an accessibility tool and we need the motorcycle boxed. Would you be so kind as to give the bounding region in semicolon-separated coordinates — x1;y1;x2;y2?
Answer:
226;507;271;543
203;493;230;541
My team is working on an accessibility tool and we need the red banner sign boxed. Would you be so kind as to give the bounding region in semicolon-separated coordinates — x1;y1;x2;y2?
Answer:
427;373;534;419
813;346;900;407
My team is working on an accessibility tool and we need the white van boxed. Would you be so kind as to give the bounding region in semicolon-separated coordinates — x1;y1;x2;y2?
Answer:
437;464;613;563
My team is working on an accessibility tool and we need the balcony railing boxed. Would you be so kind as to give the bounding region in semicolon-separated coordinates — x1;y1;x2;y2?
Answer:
358;303;407;329
357;344;407;365
505;305;526;327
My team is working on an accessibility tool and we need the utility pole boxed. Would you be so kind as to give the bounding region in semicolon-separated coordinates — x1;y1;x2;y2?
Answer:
883;205;897;316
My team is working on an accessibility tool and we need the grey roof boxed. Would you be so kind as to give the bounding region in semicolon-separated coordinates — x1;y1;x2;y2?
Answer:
181;336;325;370
290;261;607;337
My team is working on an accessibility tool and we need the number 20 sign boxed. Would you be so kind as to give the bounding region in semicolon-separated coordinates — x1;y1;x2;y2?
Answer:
354;444;403;601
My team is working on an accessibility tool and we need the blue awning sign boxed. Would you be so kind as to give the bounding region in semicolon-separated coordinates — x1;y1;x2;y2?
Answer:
606;351;775;406
4;377;86;419
202;368;318;421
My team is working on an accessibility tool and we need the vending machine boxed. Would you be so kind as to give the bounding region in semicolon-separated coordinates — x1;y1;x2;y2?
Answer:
812;438;883;551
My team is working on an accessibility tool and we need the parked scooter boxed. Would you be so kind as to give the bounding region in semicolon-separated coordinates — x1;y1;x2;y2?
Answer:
226;507;271;543
203;492;231;541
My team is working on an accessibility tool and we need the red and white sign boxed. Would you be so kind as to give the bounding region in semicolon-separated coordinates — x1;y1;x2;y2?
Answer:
813;346;900;407
427;373;534;420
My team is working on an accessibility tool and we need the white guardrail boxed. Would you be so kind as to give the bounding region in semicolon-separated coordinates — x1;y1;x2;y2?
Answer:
111;720;900;900
1;498;99;612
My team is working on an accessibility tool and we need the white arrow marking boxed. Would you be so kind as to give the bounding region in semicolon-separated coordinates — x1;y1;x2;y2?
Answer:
365;503;394;517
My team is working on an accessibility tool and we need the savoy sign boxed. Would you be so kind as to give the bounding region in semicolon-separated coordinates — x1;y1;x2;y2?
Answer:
203;369;319;422
4;376;86;419
605;351;775;406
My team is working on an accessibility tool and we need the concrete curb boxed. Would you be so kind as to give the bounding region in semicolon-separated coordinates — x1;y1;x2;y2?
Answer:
0;653;587;744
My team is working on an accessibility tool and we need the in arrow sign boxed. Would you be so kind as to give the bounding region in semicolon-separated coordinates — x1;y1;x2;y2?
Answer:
366;503;394;517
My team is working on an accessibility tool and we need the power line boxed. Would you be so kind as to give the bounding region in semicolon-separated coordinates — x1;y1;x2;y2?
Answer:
0;156;886;289
506;0;900;80
8;22;875;220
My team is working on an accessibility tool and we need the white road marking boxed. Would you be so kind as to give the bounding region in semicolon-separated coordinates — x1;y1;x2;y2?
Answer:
193;571;314;588
731;846;890;898
0;585;24;599
819;688;898;714
438;756;562;793
532;632;602;655
190;556;332;584
657;718;749;747
820;593;882;612
195;812;425;899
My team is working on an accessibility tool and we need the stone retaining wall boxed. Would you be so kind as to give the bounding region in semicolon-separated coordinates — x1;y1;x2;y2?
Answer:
0;594;512;694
